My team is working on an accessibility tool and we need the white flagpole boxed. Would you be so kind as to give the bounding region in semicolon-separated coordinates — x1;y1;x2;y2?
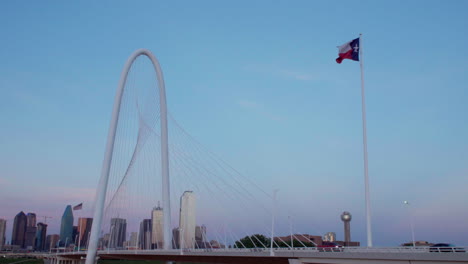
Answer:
359;33;373;247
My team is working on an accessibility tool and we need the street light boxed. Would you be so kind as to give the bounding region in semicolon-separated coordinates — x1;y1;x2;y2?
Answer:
403;201;415;247
270;189;279;256
179;227;183;255
288;215;293;248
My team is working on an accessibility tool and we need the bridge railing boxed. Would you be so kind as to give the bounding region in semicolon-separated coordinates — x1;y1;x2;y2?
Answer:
53;246;468;256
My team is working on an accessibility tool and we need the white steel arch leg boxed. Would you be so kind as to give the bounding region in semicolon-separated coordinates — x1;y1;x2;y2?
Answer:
85;49;172;264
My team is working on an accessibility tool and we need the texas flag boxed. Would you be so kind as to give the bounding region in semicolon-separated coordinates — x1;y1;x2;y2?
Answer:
336;38;360;64
73;203;83;210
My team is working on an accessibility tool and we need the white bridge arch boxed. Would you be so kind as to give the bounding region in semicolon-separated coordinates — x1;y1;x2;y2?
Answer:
85;49;172;264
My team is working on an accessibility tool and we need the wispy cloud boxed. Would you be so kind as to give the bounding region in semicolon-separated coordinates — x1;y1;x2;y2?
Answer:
237;99;283;122
244;64;317;81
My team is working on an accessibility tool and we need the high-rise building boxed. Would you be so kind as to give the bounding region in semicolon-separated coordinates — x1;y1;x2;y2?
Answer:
109;218;126;249
11;211;27;248
60;205;74;247
77;218;93;249
195;225;208;248
179;191;196;249
195;225;206;242
45;234;59;251
24;212;38;249
35;223;48;251
129;232;138;248
172;228;180;249
0;219;6;250
323;232;336;242
139;219;151;249
101;233;110;248
25;226;37;250
27;213;36;227
151;203;164;249
72;226;78;246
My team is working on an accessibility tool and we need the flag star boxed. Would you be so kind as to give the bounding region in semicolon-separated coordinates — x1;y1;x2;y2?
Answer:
353;45;359;52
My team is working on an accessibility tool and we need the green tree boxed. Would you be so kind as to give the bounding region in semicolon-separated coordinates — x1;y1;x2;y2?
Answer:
234;234;270;248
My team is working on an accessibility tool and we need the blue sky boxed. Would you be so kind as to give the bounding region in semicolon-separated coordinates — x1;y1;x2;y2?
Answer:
1;0;467;246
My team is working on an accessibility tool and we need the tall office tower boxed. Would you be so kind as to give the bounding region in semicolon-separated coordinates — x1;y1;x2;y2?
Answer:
27;213;36;227
24;226;37;250
172;228;180;249
45;234;60;251
11;211;27;248
109;218;127;249
179;191;196;249
128;232;138;249
59;205;74;247
341;211;352;246
323;232;336;242
195;225;206;242
195;225;207;248
72;226;78;245
35;223;48;251
77;218;93;249
101;233;110;248
0;219;6;250
139;219;152;249
129;232;138;248
151;203;164;249
25;213;37;249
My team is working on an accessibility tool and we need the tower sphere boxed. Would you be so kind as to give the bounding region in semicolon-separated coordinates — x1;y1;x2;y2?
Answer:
341;211;352;222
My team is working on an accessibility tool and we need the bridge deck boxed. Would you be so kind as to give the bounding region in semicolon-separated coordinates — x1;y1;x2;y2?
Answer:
47;248;468;264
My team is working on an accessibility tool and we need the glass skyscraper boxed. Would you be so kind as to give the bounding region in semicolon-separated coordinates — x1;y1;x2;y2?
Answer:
11;211;27;248
59;205;74;247
26;213;36;227
109;218;126;249
25;212;37;250
35;223;47;251
139;219;151;249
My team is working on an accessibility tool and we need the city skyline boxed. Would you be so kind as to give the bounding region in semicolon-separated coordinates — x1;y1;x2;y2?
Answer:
0;205;447;251
3;202;361;250
1;0;468;247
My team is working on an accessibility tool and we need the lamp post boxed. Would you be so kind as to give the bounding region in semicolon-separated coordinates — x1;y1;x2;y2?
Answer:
179;227;183;255
56;240;61;253
270;189;279;256
108;225;115;253
403;201;415;247
288;216;293;248
74;234;78;252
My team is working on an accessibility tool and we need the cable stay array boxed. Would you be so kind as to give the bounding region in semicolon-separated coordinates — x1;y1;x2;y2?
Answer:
98;55;322;252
